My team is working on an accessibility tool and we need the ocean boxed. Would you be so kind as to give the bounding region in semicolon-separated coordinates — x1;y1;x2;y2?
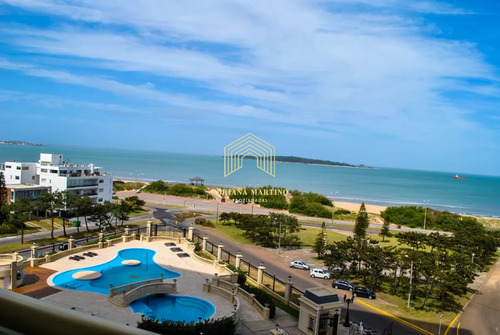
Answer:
1;144;499;217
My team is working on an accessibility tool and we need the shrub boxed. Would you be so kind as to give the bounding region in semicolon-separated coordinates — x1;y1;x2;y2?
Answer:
334;208;351;215
137;315;235;335
194;218;215;227
194;243;202;252
0;224;17;234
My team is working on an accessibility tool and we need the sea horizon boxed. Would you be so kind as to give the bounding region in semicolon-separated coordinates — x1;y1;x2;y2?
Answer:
1;143;499;218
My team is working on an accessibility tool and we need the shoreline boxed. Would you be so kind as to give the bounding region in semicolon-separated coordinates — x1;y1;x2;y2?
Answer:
115;178;498;219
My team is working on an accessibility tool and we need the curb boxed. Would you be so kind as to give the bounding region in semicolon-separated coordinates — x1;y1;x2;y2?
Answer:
357;300;433;335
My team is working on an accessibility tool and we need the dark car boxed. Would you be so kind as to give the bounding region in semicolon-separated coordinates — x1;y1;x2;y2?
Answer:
221;197;226;202
332;279;355;291
354;286;376;299
58;243;69;251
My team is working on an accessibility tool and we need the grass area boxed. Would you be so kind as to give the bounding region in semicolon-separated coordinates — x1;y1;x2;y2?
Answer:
113;181;146;192
26;217;64;231
0;226;39;238
476;216;500;230
205;219;253;244
298;226;349;246
0;219;155;254
361;283;468;335
129;208;149;217
175;212;204;220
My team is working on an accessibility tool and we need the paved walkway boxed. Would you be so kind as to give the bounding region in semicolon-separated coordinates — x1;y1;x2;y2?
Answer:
13;266;60;299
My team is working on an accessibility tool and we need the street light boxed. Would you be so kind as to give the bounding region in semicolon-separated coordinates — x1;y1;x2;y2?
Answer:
471;253;475;265
343;299;351;327
423;200;430;230
405;247;414;308
277;218;282;254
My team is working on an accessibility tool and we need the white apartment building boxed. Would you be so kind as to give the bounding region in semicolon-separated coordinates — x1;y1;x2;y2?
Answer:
1;153;113;204
1;162;38;185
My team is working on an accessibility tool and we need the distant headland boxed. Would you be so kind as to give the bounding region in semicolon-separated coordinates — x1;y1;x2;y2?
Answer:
241;155;369;168
0;140;43;146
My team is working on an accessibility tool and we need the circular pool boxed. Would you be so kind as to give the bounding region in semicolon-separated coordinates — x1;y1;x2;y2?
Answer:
130;294;216;322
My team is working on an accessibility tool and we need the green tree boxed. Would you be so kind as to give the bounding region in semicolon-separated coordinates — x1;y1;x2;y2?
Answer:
324;237;356;275
89;201;113;230
8;196;33;243
113;199;133;226
73;195;94;232
0;172;8;225
354;202;369;240
36;191;64;239
380;219;390;242
312;222;327;259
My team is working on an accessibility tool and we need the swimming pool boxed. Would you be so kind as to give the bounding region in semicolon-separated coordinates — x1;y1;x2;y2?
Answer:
51;248;181;295
130;294;216;322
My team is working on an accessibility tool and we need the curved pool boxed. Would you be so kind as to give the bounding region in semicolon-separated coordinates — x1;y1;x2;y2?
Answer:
130;294;216;322
51;248;181;295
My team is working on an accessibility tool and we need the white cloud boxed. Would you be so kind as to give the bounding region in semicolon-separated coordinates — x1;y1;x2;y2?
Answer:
0;0;498;147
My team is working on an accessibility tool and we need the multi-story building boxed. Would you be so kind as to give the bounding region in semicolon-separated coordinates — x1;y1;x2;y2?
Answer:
5;184;51;204
1;153;113;204
1;162;38;185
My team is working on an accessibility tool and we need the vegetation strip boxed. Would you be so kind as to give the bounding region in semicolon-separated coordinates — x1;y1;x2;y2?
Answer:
357;300;433;335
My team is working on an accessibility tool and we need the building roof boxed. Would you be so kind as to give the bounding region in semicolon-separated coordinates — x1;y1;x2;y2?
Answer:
189;176;204;181
303;287;340;305
7;184;51;190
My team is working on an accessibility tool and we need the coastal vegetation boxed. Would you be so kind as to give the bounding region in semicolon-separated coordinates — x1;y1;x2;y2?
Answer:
381;205;482;232
113;180;145;192
218;212;301;248
143;180;213;199
288;190;333;218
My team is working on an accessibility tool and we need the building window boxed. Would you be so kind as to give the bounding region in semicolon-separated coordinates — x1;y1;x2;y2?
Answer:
41;178;46;182
50;170;58;174
41;169;48;173
6;165;11;169
16;166;21;170
22;166;29;170
15;176;20;180
99;188;103;192
32;176;35;180
98;198;103;202
99;179;104;183
308;317;315;331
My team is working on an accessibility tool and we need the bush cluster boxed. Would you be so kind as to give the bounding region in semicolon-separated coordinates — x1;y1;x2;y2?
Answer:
137;315;235;335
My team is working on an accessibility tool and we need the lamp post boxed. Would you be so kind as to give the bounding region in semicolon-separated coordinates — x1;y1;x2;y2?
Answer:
423;200;430;230
438;313;444;335
406;247;414;308
471;253;475;265
343;299;351;327
277;218;282;254
330;191;338;224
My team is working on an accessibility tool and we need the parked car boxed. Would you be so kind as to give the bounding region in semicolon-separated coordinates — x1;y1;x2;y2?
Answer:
58;243;69;251
136;189;142;193
354;286;376;299
233;199;241;204
310;268;330;279
331;279;355;291
221;197;226;202
289;260;310;270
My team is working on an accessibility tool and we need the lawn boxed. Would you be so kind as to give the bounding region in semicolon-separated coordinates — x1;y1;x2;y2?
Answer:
129;208;149;217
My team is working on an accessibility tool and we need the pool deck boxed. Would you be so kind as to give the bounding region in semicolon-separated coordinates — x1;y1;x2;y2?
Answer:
39;240;261;326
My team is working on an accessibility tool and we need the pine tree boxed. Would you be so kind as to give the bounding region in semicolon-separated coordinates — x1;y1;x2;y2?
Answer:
354;202;369;240
0;172;8;225
380;219;390;242
313;222;327;258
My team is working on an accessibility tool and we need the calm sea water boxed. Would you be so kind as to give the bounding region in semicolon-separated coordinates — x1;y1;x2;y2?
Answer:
1;144;499;217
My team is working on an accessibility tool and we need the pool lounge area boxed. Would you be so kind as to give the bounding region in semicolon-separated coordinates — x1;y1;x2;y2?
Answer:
42;240;251;326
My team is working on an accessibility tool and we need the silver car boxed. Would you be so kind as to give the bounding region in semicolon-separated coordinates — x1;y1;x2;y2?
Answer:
289;260;310;270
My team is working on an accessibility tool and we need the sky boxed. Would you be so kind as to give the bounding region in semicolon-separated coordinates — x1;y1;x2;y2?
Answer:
0;0;499;176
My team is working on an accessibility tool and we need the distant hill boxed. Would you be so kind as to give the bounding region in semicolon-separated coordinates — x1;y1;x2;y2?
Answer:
241;155;367;168
0;140;42;146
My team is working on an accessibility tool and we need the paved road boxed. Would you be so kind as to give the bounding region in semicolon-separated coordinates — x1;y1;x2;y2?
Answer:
449;257;500;335
0;214;152;247
150;206;421;335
